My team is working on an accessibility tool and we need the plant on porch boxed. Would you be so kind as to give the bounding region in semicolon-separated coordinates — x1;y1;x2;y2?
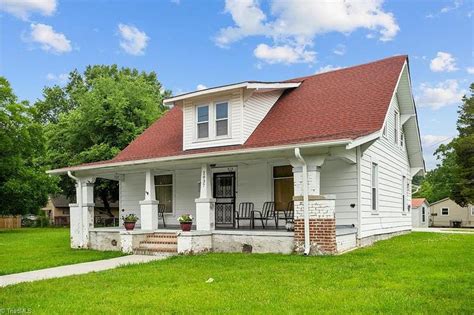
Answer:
177;214;193;231
122;213;139;231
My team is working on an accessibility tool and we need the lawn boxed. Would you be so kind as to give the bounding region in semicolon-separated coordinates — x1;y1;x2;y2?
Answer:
0;228;123;275
0;233;473;314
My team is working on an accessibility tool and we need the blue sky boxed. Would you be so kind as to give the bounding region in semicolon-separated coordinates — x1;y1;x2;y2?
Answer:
0;0;472;169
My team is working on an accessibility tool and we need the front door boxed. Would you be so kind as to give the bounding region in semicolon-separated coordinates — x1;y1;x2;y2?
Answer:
213;172;235;227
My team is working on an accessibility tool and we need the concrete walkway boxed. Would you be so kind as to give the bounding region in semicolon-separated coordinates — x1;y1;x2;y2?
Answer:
0;254;169;287
413;227;474;234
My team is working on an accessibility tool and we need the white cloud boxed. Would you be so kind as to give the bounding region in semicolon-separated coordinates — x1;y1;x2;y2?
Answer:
333;44;346;56
196;84;207;90
430;52;458;72
316;65;343;74
46;73;68;84
215;0;399;64
421;135;453;148
0;0;56;20
253;43;315;64
440;0;462;13
467;67;474;74
417;80;465;110
118;24;149;56
28;23;72;54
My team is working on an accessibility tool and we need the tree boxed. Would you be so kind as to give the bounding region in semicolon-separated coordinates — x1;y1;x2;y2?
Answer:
450;84;474;206
0;77;57;215
41;65;170;216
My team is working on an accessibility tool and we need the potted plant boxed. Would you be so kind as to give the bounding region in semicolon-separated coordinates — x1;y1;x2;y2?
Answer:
177;214;193;231
122;214;139;231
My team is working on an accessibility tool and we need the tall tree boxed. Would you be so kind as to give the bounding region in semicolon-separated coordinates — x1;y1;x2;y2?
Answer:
41;65;170;216
451;84;474;205
0;77;57;215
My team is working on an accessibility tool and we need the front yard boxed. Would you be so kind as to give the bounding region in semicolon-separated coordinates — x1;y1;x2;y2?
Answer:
0;231;473;314
0;228;123;275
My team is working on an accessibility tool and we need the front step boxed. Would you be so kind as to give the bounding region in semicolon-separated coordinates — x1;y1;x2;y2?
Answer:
133;232;178;255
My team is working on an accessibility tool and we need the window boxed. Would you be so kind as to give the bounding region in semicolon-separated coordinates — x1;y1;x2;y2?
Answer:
422;207;426;223
371;163;378;211
471;207;474;216
441;208;449;216
402;175;406;212
215;102;228;137
394;110;399;144
155;175;173;213
400;132;405;148
197;105;209;139
273;165;294;212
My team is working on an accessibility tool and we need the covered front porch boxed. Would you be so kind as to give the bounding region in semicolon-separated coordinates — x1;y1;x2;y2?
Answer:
67;144;359;255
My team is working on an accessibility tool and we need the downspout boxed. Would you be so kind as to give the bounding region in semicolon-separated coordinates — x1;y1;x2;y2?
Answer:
67;171;83;244
294;148;310;255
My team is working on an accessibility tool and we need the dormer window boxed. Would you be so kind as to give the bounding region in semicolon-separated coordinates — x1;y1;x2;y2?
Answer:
197;105;209;139
216;102;228;137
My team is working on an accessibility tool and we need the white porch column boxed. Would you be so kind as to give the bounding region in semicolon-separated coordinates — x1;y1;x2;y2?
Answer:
140;169;159;230
195;164;216;231
69;177;95;248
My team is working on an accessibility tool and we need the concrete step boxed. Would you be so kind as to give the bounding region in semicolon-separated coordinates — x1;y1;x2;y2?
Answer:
133;248;177;255
141;239;178;245
148;233;177;239
137;242;177;250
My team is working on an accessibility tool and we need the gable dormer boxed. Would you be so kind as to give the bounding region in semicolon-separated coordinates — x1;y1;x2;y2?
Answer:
164;82;300;151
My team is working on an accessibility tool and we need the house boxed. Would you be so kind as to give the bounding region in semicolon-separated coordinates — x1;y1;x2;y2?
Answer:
48;55;424;255
430;198;474;228
411;198;430;228
41;195;120;227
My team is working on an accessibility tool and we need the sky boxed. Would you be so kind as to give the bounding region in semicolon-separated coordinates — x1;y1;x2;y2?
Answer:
0;0;473;169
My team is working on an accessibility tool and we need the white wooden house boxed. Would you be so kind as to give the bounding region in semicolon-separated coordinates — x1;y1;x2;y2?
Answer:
411;198;430;228
48;55;424;255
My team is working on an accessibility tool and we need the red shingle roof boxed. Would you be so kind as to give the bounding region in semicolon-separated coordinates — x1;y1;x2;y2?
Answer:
65;55;408;169
412;198;427;208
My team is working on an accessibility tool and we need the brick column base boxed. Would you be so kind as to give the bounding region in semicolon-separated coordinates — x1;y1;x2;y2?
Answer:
294;219;336;255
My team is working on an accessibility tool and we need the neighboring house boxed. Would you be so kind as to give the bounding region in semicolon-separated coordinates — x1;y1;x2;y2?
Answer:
430;198;474;228
41;195;120;227
48;55;424;255
411;198;430;228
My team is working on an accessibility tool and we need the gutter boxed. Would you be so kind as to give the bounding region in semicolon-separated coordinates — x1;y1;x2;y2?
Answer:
294;148;310;255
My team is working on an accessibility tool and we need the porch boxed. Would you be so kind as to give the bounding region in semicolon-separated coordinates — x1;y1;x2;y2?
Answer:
68;145;359;255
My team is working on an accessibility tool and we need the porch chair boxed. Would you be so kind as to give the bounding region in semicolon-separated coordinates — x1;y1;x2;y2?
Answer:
284;201;294;224
252;201;277;229
234;202;254;229
158;204;167;228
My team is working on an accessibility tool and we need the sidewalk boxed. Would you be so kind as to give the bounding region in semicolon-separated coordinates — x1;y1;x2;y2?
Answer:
0;254;169;287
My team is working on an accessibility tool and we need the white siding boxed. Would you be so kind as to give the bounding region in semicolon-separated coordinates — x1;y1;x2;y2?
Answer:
243;90;283;140
183;90;243;150
120;173;145;226
235;162;272;212
321;159;358;226
358;96;412;238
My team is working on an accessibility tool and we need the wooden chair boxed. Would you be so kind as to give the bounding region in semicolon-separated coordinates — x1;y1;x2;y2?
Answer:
252;202;277;229
234;202;254;229
158;204;167;227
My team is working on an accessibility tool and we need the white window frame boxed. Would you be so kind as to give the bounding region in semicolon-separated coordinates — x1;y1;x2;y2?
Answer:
471;207;474;216
154;173;175;214
215;101;229;138
394;109;400;145
371;162;379;212
441;207;449;216
400;131;405;149
421;206;426;223
382;125;387;138
196;104;210;140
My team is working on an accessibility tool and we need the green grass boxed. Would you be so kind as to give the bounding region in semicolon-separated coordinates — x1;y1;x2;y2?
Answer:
0;232;473;314
0;228;123;275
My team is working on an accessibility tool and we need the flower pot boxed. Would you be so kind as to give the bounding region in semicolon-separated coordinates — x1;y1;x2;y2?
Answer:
124;221;136;231
180;222;192;231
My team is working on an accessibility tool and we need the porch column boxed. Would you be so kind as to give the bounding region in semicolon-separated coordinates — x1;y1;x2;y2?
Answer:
140;170;159;230
69;178;95;248
195;164;216;231
291;156;337;255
